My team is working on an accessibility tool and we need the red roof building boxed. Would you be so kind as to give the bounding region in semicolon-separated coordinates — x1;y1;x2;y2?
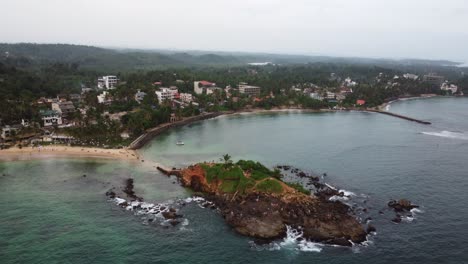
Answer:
199;80;214;86
356;99;366;106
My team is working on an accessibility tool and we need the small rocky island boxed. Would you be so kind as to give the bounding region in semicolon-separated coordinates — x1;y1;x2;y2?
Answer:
159;157;368;246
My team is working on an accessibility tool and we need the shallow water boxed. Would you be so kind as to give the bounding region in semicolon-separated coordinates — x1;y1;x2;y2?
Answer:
2;97;468;263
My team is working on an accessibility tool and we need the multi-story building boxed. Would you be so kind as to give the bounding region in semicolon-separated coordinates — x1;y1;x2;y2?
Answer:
179;93;193;103
97;91;113;104
40;110;63;127
326;92;336;100
156;87;178;102
310;93;323;101
440;82;458;94
238;84;261;96
194;81;216;94
1;126;19;140
51;101;75;117
423;73;444;86
98;75;119;89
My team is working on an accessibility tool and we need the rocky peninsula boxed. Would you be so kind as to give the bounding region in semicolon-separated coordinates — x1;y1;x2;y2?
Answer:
158;158;368;246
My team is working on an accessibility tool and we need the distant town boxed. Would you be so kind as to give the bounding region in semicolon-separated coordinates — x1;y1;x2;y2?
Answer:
0;44;466;149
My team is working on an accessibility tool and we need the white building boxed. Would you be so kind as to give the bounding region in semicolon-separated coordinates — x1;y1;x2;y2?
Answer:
310;93;323;100
238;84;261;96
40;110;63;127
194;81;216;94
343;77;357;87
180;93;193;103
326;92;336;100
403;73;419;81
440;82;458;94
156;87;178;102
1;126;19;140
98;76;119;89
134;90;147;104
97;91;113;104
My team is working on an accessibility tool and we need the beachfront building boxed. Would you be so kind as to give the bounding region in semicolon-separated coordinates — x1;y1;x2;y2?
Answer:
1;126;19;140
51;101;75;117
440;82;458;94
326;92;336;100
156;87;178;102
310;93;323;101
40;110;63;127
134;90;147;104
97;91;113;104
179;93;193;103
423;73;444;86
238;84;261;96
98;75;119;89
194;80;216;94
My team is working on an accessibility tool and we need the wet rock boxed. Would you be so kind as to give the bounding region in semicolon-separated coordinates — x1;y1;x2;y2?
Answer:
297;172;306;177
388;199;419;212
366;224;376;234
105;190;116;198
162;211;182;219
169;219;180;226
328;237;352;247
392;214;402;223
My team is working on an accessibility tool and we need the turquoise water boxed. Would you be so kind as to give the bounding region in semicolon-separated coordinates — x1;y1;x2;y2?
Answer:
2;97;468;263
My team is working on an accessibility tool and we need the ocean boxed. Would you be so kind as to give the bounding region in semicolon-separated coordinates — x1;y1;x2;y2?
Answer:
1;97;468;263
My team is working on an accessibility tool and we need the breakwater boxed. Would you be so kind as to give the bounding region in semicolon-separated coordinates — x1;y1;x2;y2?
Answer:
366;110;431;125
128;112;230;150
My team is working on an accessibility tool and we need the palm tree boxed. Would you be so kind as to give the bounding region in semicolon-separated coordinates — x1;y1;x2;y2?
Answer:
220;154;233;168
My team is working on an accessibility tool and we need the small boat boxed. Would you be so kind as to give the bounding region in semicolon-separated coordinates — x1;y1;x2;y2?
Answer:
176;140;184;145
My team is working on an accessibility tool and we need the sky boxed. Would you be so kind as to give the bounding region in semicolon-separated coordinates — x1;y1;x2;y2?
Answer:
1;0;468;62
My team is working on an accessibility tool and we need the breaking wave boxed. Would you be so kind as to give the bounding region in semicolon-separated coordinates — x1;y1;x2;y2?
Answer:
421;131;468;140
249;226;323;252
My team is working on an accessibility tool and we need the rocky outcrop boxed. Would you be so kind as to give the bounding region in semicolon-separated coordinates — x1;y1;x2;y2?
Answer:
164;164;367;246
388;199;419;212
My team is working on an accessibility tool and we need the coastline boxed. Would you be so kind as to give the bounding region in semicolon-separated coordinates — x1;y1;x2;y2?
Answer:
377;94;439;111
0;146;140;162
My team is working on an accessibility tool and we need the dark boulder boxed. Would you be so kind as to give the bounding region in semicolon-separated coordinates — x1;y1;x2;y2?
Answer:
366;224;376;234
388;199;419;212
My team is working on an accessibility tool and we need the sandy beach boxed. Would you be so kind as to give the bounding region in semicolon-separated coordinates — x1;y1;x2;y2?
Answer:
0;145;140;162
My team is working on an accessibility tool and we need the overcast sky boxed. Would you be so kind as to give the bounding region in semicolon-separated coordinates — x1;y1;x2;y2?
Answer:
1;0;467;62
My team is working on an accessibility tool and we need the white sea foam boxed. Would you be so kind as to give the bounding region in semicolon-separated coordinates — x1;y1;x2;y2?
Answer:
279;226;323;252
411;208;424;214
114;197;126;205
421;131;468;140
339;189;356;197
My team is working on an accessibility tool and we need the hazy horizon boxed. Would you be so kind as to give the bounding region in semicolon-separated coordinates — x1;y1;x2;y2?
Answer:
1;0;468;62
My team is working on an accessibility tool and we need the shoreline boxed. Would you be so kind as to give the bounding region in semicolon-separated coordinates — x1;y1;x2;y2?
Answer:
1;97;440;161
378;94;439;111
0;146;140;162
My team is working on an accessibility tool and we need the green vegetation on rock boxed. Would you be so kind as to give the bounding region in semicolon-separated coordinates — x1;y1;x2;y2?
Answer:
256;179;284;193
200;158;289;194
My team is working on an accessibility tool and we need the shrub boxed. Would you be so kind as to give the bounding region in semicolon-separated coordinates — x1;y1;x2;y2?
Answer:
256;179;283;193
286;182;311;195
